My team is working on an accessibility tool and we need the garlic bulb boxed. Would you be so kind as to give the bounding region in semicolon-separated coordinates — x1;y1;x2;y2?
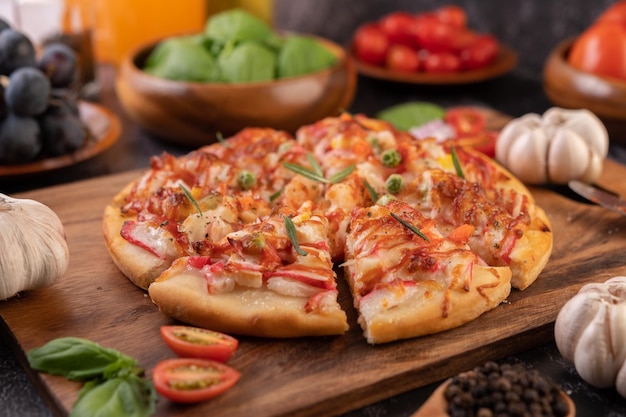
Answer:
496;107;609;185
554;276;626;398
0;194;69;300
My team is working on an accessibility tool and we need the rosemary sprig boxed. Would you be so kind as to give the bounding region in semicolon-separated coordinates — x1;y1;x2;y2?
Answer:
363;179;379;202
180;184;203;216
216;132;231;148
269;188;283;202
284;216;308;256
283;153;355;184
450;146;465;179
390;212;430;242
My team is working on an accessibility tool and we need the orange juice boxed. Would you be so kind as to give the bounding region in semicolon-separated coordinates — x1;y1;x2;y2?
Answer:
91;0;206;65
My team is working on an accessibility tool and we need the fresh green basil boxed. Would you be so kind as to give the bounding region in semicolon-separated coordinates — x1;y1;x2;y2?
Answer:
28;337;156;417
69;375;156;417
218;41;277;83
205;8;273;43
144;36;221;82
27;337;137;381
376;102;446;131
277;35;337;78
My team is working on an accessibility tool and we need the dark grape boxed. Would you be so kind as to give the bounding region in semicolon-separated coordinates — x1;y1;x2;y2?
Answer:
49;89;80;116
0;113;42;163
39;111;86;156
0;17;10;33
0;29;36;75
5;67;51;116
0;83;6;121
38;43;78;88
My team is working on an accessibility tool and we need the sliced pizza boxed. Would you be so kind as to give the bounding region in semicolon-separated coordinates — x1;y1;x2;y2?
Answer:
148;204;348;338
343;199;512;344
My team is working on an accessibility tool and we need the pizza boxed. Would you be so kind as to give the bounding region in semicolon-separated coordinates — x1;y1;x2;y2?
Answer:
102;113;553;344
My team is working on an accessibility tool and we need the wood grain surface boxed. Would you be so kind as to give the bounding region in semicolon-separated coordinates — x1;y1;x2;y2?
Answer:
2;111;626;417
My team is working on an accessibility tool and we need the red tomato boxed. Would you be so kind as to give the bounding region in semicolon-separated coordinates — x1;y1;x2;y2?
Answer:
460;34;499;70
568;22;626;81
352;23;390;66
379;11;417;46
445;107;486;137
452;131;498;158
433;5;467;29
413;14;458;52
597;0;626;26
385;44;420;72
423;51;461;73
161;325;238;362
449;28;479;52
153;358;240;403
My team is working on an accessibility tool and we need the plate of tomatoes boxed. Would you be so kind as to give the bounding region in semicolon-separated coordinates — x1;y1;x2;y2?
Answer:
350;5;517;84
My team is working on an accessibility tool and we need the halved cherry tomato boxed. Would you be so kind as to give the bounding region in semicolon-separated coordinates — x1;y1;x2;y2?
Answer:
386;44;420;72
445;107;486;137
161;325;238;362
597;0;626;26
352;23;390;66
451;131;498;158
153;358;240;403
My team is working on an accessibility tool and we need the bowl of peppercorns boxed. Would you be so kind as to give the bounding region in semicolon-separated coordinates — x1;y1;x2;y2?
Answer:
412;361;575;417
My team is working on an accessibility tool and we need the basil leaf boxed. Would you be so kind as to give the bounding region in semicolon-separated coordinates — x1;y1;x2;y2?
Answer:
218;41;276;83
144;36;221;82
70;375;156;417
376;102;446;131
27;337;137;381
277;35;337;79
205;8;273;43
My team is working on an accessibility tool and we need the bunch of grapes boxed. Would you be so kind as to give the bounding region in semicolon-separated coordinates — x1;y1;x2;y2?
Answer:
0;17;88;164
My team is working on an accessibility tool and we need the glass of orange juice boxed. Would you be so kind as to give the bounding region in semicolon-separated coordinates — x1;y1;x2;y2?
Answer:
91;0;207;66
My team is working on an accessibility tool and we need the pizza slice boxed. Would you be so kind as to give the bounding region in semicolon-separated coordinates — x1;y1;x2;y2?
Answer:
343;198;512;344
399;168;552;290
148;204;349;338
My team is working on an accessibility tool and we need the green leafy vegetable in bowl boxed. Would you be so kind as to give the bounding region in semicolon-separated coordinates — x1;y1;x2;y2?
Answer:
143;8;338;84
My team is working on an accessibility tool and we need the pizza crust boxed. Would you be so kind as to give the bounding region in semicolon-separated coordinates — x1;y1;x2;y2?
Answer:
354;265;512;344
148;270;349;338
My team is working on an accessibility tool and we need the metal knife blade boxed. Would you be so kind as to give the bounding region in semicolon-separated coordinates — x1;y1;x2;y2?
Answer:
568;180;626;216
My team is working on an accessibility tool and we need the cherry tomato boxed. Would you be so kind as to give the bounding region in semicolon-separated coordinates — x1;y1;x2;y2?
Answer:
460;34;499;70
433;5;467;29
568;22;626;81
423;51;461;73
153;358;240;403
451;131;498;158
448;28;478;52
413;14;458;52
379;11;417;46
386;44;420;72
352;23;390;66
161;325;238;362
445;107;486;137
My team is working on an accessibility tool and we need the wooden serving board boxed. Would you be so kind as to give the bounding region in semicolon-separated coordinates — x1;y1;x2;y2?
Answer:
2;116;626;416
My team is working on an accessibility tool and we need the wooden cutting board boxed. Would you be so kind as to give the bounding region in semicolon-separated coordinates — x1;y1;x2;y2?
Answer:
2;113;626;417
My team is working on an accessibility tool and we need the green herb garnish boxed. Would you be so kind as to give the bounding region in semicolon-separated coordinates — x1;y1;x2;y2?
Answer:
450;146;465;179
363;179;379;202
216;132;230;147
284;216;308;256
390;212;430;242
180;184;202;216
283;153;355;184
269;188;283;202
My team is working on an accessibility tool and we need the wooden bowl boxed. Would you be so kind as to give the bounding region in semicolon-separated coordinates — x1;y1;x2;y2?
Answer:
116;36;357;147
543;38;626;142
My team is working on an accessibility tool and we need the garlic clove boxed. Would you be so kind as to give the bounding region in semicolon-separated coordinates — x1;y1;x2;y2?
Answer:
543;107;609;158
499;125;549;184
547;129;590;184
0;194;69;300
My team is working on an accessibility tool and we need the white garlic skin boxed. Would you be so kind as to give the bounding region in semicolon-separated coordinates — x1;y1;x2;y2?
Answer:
496;107;609;185
554;276;626;398
0;193;69;300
